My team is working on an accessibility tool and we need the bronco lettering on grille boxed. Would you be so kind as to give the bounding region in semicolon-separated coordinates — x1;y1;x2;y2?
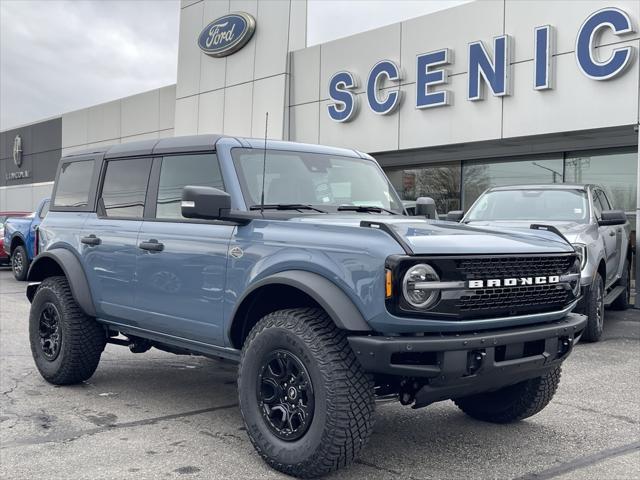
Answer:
468;276;560;288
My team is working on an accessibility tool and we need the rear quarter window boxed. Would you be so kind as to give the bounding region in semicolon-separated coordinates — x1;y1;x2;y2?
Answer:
52;160;95;208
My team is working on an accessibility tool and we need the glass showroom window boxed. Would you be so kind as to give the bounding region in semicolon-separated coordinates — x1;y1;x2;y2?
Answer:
386;162;461;215
564;148;637;231
462;157;563;209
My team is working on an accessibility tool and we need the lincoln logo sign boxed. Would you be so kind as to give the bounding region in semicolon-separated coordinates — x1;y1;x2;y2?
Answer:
468;276;561;289
198;12;256;58
328;7;636;122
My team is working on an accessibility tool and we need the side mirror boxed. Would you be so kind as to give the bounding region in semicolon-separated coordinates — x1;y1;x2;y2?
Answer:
446;210;464;222
181;185;231;220
598;209;627;226
416;197;437;219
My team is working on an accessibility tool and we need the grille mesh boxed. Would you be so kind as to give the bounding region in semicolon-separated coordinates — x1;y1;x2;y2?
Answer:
458;284;569;313
457;256;574;280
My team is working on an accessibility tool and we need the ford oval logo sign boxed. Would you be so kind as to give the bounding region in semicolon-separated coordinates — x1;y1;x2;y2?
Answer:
198;12;256;58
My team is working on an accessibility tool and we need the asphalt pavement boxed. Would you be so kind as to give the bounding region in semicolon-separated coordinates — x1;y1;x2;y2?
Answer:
1;268;639;479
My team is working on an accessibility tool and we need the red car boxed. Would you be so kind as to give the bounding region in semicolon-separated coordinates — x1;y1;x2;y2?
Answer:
0;211;30;266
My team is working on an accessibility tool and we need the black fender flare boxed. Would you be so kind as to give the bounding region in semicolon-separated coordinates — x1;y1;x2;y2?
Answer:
26;249;96;317
230;270;371;334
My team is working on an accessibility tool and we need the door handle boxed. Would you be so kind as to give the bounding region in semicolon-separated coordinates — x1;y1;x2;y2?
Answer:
139;239;164;252
81;235;101;246
608;231;616;237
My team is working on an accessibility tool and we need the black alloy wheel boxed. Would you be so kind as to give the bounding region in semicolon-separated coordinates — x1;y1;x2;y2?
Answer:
39;302;62;361
258;349;315;441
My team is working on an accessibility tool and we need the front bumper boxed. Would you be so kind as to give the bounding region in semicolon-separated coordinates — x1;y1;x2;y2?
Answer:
348;312;586;407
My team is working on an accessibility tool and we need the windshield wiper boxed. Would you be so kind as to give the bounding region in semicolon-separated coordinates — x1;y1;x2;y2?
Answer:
337;205;399;215
249;204;328;213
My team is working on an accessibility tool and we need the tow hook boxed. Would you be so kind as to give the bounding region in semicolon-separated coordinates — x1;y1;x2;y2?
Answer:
467;350;486;375
558;336;573;357
399;379;420;406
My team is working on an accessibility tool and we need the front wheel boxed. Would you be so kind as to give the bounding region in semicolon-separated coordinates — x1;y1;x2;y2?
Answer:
238;308;375;478
454;367;561;423
11;244;29;281
582;273;605;342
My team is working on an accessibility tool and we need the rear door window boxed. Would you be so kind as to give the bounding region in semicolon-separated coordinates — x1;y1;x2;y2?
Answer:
53;160;95;208
100;158;152;218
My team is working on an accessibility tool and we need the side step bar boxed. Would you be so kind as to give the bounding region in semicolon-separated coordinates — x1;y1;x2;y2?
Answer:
604;285;626;307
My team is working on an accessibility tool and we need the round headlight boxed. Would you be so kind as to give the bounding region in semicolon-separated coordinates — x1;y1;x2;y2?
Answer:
402;263;440;309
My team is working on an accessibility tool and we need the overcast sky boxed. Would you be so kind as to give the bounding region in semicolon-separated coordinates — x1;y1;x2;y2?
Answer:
0;0;469;130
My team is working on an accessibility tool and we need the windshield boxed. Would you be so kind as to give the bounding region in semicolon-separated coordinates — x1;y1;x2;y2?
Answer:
466;189;589;223
232;148;403;213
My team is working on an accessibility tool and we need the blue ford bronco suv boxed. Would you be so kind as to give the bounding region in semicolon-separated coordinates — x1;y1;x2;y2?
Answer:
27;135;586;478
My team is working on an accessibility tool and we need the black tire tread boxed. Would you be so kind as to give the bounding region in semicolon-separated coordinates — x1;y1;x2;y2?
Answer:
30;276;105;385
239;308;375;478
454;367;561;423
582;273;604;342
12;244;29;281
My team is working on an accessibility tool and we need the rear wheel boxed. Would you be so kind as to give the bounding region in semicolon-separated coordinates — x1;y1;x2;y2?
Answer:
454;367;561;423
11;244;29;281
238;308;375;478
29;276;106;385
582;273;605;342
610;258;631;311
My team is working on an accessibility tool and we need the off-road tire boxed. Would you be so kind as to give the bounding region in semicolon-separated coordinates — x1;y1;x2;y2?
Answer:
29;276;106;385
11;244;29;281
238;308;375;478
582;273;605;342
454;367;561;423
610;258;631;311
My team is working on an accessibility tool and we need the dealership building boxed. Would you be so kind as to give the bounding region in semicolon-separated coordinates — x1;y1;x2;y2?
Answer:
1;0;638;232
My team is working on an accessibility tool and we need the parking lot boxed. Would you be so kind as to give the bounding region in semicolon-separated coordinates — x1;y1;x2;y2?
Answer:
1;268;638;479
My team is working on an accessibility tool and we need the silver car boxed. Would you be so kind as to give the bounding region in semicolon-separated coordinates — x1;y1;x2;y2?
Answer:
449;184;633;342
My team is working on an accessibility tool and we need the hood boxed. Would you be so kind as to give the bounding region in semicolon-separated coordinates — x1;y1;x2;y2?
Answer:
290;215;574;255
464;220;589;244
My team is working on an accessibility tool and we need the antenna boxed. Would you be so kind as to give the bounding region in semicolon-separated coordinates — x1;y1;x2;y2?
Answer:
260;112;268;213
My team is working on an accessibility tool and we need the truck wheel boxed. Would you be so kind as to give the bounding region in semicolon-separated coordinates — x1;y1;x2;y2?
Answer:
453;367;561;423
238;308;375;478
610;258;631;311
29;276;106;385
582;273;605;342
11;244;29;281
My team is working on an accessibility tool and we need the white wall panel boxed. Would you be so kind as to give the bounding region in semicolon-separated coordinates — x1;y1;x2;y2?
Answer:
319;92;399;152
158;129;175;139
503;40;639;138
122;131;160;143
61;109;88;148
176;1;204;98
320;23;401;99
288;0;307;52
401;0;503;82
121;90;160;137
159;85;177;131
251;75;286;139
32;183;53;206
225;0;258;86
289;103;319;144
198;89;225;134
399;72;502;150
290;45;320;106
254;0;290;79
174;96;200;136
505;0;640;62
86;100;121;143
223;82;253;137
199;0;229;93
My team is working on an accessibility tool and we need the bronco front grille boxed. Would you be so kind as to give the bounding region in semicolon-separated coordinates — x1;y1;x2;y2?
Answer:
458;284;569;316
457;255;575;280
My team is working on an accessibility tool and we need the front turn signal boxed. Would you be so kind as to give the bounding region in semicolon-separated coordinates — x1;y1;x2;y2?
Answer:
385;269;393;298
